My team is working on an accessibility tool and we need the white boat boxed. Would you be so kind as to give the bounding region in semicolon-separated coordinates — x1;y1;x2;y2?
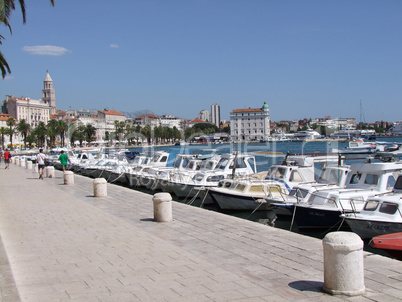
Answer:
162;154;221;195
125;151;170;187
169;152;256;199
330;129;361;140
208;153;339;211
330;139;384;154
376;144;402;161
82;158;126;179
290;161;402;230
293;128;323;141
136;153;201;190
271;164;351;215
341;175;402;239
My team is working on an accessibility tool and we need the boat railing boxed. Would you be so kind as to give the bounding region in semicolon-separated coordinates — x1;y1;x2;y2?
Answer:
398;206;402;218
263;184;286;201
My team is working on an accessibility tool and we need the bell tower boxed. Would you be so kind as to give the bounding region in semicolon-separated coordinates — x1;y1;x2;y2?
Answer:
42;70;56;115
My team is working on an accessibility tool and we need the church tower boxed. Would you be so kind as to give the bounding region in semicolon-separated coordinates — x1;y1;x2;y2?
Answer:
42;71;56;115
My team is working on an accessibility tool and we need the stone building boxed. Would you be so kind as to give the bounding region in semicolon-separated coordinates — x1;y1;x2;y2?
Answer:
3;71;56;128
230;101;270;142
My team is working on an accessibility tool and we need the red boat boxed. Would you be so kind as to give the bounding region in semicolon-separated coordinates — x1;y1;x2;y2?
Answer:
370;232;402;260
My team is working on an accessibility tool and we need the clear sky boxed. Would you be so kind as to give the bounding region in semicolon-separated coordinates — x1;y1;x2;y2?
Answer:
2;0;402;122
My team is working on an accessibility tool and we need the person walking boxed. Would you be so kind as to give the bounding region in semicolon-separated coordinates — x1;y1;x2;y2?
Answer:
58;150;69;172
4;149;11;169
35;149;47;179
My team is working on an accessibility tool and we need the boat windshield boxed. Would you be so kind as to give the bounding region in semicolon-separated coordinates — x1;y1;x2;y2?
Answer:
318;168;343;184
215;158;230;170
379;202;399;215
363;200;379;211
290;188;308;199
364;174;379;185
267;167;286;179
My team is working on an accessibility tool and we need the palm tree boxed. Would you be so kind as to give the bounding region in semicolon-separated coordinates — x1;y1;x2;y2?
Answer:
47;119;59;147
0;126;7;149
33;122;47;147
0;0;55;78
16;119;30;149
57;119;68;147
6;117;16;148
71;124;86;147
141;125;152;145
84;123;96;144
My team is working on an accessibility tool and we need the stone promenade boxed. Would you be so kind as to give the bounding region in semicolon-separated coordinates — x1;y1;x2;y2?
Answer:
1;162;402;301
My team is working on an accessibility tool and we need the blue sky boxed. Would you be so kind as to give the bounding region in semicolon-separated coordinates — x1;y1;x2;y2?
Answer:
2;0;402;122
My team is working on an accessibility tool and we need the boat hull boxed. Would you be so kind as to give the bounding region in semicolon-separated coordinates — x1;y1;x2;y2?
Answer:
292;205;350;230
209;190;271;211
345;218;402;240
370;232;402;260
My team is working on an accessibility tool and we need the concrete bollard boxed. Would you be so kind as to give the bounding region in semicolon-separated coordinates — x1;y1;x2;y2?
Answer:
46;166;55;178
323;231;365;296
15;158;19;165
64;171;74;185
93;178;107;197
20;160;25;167
26;161;32;170
152;192;173;222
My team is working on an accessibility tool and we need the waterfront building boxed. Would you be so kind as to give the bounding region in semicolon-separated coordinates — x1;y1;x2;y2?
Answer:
390;122;402;136
134;114;160;128
188;118;208;127
96;109;127;141
3;72;56;128
211;104;220;127
200;110;210;122
159;114;184;130
4;95;51;128
230;101;270;142
0;113;10;128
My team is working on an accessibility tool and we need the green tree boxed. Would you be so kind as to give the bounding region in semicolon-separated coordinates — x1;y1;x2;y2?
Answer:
84;123;96;144
0;0;55;78
57;119;68;147
47;119;59;147
6;117;16;148
0;126;7;149
16;119;30;149
32;122;47;147
71;124;86;147
141;125;152;144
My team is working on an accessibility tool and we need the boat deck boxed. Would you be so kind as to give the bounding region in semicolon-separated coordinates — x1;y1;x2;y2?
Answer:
1;163;402;301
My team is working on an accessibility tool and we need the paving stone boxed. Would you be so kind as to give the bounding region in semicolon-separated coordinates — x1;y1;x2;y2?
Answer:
1;166;402;301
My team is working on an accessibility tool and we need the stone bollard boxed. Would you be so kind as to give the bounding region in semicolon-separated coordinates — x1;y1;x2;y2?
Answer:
152;192;173;222
323;232;365;296
15;158;19;165
20;160;25;167
46;166;55;178
93;178;107;197
64;171;74;185
26;161;32;170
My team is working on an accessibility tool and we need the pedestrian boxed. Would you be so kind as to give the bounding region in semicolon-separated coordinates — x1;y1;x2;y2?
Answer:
58;150;69;172
35;149;47;179
4;149;11;169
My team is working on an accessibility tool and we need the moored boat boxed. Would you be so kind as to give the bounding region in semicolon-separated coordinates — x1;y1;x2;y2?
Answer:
369;232;402;260
290;161;402;230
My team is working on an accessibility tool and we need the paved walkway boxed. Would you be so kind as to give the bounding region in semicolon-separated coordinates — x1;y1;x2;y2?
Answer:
1;162;402;301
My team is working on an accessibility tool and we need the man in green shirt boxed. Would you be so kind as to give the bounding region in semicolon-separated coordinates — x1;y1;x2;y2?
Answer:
58;150;69;172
